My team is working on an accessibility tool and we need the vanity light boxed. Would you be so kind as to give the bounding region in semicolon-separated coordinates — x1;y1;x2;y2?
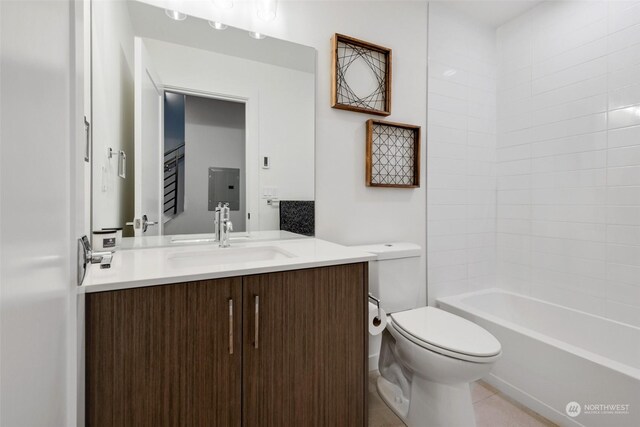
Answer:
256;0;277;22
213;0;234;10
209;21;228;30
165;9;187;21
165;0;187;20
248;31;266;40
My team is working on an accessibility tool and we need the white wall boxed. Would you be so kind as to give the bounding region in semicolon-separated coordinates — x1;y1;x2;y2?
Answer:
140;1;428;372
496;0;640;327
164;95;246;234
1;0;81;425
92;0;135;234
144;37;315;232
427;3;497;304
140;0;428;303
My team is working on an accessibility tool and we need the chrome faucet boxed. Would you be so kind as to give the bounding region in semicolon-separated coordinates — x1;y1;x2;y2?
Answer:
214;202;222;242
214;202;233;247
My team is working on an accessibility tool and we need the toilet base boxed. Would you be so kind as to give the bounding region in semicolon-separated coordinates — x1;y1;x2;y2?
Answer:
377;376;409;422
377;375;476;427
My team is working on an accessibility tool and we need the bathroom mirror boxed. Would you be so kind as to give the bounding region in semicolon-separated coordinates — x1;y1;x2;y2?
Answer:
90;0;316;244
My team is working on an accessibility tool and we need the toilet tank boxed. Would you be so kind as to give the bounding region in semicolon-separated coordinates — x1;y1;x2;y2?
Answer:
352;242;422;313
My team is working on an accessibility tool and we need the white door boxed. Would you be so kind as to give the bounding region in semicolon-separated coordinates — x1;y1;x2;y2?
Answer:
1;0;83;425
134;37;163;236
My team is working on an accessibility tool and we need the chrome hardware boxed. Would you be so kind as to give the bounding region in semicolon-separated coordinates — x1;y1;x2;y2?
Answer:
140;215;157;232
214;202;234;248
126;214;157;233
221;220;233;249
118;150;126;179
84;117;91;163
91;250;114;268
77;236;115;285
108;149;126;179
98;252;113;269
229;298;234;355
78;236;91;285
213;202;222;242
254;295;260;349
368;293;382;323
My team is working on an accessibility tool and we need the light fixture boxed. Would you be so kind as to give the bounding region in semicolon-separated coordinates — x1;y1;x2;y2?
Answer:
256;0;277;21
208;21;228;30
248;31;266;40
213;0;233;9
165;9;187;20
165;0;187;20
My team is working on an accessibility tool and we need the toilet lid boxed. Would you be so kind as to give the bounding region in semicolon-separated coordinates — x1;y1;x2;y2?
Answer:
390;307;501;357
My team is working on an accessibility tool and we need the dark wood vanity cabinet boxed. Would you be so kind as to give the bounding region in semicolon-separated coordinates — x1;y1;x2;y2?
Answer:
242;264;367;426
85;277;243;427
85;263;367;427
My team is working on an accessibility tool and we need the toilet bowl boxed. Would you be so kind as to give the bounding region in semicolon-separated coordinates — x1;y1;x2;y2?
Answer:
352;243;501;427
377;306;501;427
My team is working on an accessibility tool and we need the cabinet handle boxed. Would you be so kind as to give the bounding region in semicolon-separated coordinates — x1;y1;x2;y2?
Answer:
228;298;234;355
254;295;259;349
84;117;90;162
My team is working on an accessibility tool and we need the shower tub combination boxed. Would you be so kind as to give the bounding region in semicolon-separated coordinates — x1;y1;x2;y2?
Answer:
437;289;640;427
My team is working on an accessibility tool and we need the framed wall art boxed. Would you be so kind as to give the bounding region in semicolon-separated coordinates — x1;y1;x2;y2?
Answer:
331;34;392;116
366;119;421;188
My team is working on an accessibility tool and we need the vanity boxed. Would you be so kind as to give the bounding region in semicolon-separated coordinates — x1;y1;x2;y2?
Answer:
82;1;370;425
82;239;374;426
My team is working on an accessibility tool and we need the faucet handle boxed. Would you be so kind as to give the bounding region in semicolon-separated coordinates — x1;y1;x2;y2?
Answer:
221;202;231;220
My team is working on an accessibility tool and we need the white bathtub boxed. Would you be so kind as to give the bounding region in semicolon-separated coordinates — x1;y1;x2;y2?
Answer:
437;289;640;427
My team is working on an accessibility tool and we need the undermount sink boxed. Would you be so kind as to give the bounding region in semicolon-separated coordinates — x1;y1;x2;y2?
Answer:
167;245;295;268
170;235;250;244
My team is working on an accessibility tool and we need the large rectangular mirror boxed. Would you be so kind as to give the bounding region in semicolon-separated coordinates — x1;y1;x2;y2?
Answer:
91;0;315;245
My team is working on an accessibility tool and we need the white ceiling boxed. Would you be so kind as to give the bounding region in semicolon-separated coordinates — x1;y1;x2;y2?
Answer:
434;0;541;27
127;2;316;73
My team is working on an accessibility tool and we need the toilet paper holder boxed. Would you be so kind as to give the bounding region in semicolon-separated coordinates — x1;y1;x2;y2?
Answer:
368;293;383;324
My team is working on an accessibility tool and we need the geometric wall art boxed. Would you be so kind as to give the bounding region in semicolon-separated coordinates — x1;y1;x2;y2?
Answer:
331;34;392;116
366;119;421;188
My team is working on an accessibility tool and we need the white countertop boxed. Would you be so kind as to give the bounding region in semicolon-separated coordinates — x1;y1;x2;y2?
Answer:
81;238;375;293
119;230;307;250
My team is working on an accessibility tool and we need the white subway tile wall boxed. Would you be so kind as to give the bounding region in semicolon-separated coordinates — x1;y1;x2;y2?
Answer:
427;1;640;327
496;0;640;326
427;4;498;303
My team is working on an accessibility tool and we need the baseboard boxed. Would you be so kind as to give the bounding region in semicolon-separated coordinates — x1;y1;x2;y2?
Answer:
368;353;379;372
484;373;583;427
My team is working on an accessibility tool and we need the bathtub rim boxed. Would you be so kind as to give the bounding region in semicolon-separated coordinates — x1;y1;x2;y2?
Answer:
436;288;640;382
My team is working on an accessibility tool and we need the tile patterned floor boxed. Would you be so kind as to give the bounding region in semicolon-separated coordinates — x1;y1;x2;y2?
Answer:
368;372;557;427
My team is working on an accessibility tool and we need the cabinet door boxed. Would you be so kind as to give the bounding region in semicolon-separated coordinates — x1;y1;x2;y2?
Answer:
242;263;367;426
86;278;242;427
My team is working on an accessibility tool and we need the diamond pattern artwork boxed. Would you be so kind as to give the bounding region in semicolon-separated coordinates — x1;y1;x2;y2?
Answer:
366;120;420;188
331;34;391;116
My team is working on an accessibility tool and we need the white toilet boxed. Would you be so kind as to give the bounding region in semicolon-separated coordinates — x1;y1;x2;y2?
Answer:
355;243;502;427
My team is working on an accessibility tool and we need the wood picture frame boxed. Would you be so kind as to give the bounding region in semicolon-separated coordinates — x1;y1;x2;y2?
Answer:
331;34;392;116
366;119;421;188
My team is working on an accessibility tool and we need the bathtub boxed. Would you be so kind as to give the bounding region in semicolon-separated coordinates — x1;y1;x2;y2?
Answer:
437;289;640;427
